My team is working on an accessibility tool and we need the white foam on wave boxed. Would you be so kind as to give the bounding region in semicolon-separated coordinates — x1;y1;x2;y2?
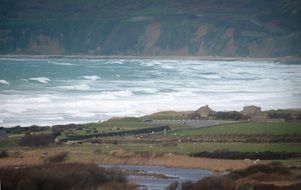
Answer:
60;84;91;91
49;61;75;66
0;80;10;85
29;77;51;84
82;75;101;81
107;60;124;64
140;60;163;67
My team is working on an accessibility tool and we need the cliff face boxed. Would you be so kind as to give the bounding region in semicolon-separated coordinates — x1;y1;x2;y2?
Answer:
0;0;300;57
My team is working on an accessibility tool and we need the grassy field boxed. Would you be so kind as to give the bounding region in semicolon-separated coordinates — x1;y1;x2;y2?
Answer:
61;142;301;155
169;122;301;136
64;117;152;136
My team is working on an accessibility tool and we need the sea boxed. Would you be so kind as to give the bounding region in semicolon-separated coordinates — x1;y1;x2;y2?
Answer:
0;57;300;127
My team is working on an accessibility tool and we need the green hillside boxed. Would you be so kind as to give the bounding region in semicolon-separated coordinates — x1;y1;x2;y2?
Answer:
0;0;300;57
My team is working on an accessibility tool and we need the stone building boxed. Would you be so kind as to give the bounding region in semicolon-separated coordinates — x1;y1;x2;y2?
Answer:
190;105;215;119
242;105;261;116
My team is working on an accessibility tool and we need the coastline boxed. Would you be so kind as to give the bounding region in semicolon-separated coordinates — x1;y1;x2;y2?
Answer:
1;54;300;63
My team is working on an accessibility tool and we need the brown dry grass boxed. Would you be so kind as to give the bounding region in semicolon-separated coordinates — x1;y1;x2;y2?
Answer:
236;172;300;186
0;147;252;172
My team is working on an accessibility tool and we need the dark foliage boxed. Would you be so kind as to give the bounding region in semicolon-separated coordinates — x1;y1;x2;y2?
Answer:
0;150;9;158
43;152;69;164
19;134;55;147
190;150;300;160
215;111;246;121
52;124;83;133
166;163;301;190
5;125;50;135
268;112;293;121
166;177;234;190
229;162;291;179
0;163;131;190
66;125;170;141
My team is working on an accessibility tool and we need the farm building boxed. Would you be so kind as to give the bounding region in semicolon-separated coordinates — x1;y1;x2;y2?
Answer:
242;105;261;116
0;127;8;140
190;105;216;119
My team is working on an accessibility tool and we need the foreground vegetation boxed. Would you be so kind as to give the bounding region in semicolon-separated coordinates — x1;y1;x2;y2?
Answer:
0;163;136;190
167;163;301;190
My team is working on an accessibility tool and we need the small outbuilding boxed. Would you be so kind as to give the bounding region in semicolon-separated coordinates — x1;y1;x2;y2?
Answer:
0;127;8;140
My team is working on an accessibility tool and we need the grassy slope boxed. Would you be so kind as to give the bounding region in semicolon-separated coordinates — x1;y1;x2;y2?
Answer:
65;117;151;136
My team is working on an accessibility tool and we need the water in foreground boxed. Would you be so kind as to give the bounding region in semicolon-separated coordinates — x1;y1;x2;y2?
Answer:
99;164;213;190
0;58;300;126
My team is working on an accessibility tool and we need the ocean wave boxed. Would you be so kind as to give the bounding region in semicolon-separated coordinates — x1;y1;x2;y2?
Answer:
82;75;101;81
107;60;124;64
140;60;162;67
160;65;175;69
28;77;51;84
102;90;134;97
0;80;10;85
132;88;158;94
59;84;91;91
49;61;75;66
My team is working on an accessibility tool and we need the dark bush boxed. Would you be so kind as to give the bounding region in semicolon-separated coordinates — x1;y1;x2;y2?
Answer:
43;152;69;164
52;123;82;133
186;177;234;190
190;150;300;160
66;125;170;141
215;111;245;120
268;112;292;121
5;125;50;135
166;177;234;190
167;163;298;190
0;150;9;158
0;163;134;190
19;134;54;146
229;163;291;179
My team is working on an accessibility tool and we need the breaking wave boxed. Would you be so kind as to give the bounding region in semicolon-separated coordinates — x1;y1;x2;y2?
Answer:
28;77;51;84
82;75;101;81
0;80;10;85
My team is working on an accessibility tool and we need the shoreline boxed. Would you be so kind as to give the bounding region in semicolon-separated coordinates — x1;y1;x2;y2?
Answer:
1;54;300;63
2;107;301;128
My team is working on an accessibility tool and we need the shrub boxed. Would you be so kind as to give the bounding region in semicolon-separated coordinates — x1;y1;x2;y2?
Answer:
94;149;102;154
166;177;234;190
229;163;291;179
166;163;296;190
268;112;292;121
43;152;69;164
19;134;54;146
0;150;9;158
215;111;245;120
